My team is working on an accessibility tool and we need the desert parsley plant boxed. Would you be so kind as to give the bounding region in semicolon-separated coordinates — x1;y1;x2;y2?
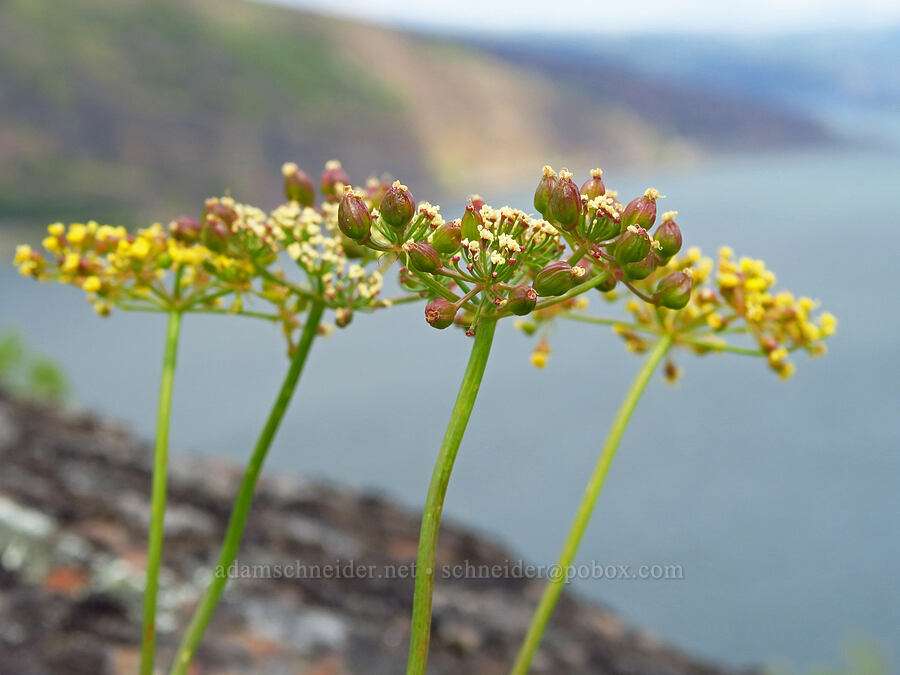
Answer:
15;211;282;674
508;181;837;674
338;164;717;673
166;162;418;675
14;158;834;675
13;160;412;675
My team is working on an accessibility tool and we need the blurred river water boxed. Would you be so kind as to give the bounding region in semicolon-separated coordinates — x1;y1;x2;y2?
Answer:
2;146;899;670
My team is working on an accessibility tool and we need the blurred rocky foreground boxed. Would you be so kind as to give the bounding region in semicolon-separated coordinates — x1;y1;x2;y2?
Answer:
0;393;753;675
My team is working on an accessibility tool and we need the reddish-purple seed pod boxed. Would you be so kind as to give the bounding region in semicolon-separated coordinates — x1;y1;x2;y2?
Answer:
425;297;457;329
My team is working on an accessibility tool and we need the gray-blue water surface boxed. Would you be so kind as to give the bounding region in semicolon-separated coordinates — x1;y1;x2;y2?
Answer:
2;148;898;671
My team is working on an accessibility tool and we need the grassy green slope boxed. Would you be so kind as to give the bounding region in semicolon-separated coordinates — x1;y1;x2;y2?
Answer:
0;0;419;225
0;0;830;231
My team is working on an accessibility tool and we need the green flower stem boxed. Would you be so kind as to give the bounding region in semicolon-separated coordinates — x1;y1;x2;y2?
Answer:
383;294;427;307
120;304;281;322
510;333;673;675
407;319;498;674
411;270;478;313
676;336;765;357
140;310;183;675
559;312;658;335
529;272;613;313
621;278;656;304
170;300;326;675
566;246;588;265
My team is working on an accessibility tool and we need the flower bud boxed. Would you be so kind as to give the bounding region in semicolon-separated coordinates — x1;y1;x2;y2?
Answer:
340;234;367;259
615;225;652;265
533;260;578;296
654;271;693;310
282;162;315;206
380;181;415;230
506;285;538;315
533;166;557;218
169;216;202;243
548;170;582;231
621;188;660;229
653;212;682;259
320;160;349;199
460;202;483;241
469;194;486;213
431;219;462;254
425;297;457;329
338;189;373;241
406;242;442;273
454;309;474;328
580;168;606;200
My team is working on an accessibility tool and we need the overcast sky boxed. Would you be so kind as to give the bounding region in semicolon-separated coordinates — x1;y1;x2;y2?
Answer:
269;0;900;34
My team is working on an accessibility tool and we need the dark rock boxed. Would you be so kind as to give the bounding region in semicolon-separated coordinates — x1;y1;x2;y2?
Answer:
0;391;757;674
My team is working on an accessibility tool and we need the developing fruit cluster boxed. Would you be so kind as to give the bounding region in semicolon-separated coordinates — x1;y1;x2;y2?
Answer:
336;165;696;336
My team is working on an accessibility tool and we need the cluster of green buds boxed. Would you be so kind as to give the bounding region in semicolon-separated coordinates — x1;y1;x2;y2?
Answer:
534;166;695;306
336;164;696;336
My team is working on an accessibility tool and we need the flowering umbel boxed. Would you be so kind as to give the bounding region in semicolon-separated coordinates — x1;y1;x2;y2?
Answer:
517;233;836;377
14;161;419;353
333;164;711;338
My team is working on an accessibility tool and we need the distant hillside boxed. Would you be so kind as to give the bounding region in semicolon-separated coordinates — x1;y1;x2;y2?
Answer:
470;40;832;152
0;0;832;229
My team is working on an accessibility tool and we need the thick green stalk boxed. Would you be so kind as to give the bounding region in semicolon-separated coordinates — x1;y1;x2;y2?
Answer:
510;334;673;675
170;300;326;675
407;319;497;674
140;310;183;675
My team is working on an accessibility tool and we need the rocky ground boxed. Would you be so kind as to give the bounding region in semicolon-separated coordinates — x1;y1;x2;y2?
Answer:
0;392;755;674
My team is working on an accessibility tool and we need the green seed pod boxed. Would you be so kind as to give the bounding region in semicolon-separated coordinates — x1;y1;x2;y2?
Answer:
533;260;577;296
425;297;457;329
338;190;373;241
432;219;462;254
653;212;682;259
201;218;231;253
621;188;660;229
380;181;416;230
533;166;557;218
654;271;693;309
460;202;483;241
454;309;474;328
339;234;367;259
615;225;652;265
580;168;606;200
548;171;582;231
282;162;315;206
593;267;618;293
320;160;349;200
622;252;659;280
407;242;442;274
506;285;538;315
